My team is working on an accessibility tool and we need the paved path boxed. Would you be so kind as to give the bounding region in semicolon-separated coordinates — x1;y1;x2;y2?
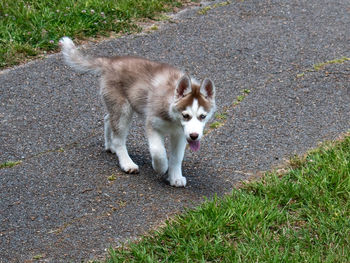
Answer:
1;0;349;262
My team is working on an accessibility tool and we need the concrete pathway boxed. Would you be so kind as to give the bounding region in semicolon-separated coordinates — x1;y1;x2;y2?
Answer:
1;0;349;261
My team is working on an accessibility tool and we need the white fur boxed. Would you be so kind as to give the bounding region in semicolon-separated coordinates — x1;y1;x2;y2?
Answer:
146;118;188;187
181;99;207;141
168;133;187;187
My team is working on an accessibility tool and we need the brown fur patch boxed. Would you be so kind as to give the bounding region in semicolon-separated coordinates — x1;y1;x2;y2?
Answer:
175;84;212;112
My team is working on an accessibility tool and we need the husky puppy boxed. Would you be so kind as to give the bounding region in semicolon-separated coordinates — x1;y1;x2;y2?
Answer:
59;37;216;187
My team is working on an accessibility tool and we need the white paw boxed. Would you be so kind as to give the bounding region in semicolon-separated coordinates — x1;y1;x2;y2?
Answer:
168;176;187;187
120;161;139;174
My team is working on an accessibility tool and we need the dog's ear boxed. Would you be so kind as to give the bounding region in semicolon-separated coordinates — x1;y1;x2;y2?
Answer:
175;75;192;99
200;78;215;100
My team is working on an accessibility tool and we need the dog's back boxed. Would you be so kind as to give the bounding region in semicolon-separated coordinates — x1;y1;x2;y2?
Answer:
101;56;183;118
60;37;182;118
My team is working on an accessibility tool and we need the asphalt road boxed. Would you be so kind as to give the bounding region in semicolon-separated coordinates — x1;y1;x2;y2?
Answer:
1;0;349;262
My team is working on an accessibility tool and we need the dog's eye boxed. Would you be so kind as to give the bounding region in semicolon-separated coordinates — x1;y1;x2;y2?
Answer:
199;114;206;120
182;113;191;120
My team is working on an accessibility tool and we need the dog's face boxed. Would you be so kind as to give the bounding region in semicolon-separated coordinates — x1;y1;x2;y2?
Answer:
174;75;216;151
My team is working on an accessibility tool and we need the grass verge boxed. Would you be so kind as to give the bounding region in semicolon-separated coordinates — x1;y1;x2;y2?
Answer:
0;0;193;69
104;134;350;262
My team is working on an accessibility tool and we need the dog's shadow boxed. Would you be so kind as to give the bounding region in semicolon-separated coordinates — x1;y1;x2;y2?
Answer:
100;140;234;198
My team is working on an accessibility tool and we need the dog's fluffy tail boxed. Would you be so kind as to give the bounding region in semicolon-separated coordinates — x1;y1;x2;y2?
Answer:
59;37;105;73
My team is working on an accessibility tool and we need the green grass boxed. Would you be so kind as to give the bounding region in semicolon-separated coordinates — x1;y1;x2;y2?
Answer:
313;57;350;71
214;112;228;120
236;94;245;102
0;160;22;169
197;1;231;15
104;135;350;262
297;56;350;77
209;121;223;129
0;0;187;68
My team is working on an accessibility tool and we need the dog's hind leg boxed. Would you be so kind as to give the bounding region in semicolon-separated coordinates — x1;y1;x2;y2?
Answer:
106;101;139;174
146;123;168;176
104;114;114;152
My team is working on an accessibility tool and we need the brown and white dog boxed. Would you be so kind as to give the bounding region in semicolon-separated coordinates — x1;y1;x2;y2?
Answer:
59;37;216;187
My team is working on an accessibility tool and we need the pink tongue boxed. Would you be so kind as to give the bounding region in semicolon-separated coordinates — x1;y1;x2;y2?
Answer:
188;140;200;151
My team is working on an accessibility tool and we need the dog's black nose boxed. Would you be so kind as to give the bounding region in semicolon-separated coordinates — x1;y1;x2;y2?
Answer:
190;133;199;140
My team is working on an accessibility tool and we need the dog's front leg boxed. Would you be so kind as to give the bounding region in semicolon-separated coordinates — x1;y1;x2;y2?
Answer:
168;134;187;187
146;125;168;175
